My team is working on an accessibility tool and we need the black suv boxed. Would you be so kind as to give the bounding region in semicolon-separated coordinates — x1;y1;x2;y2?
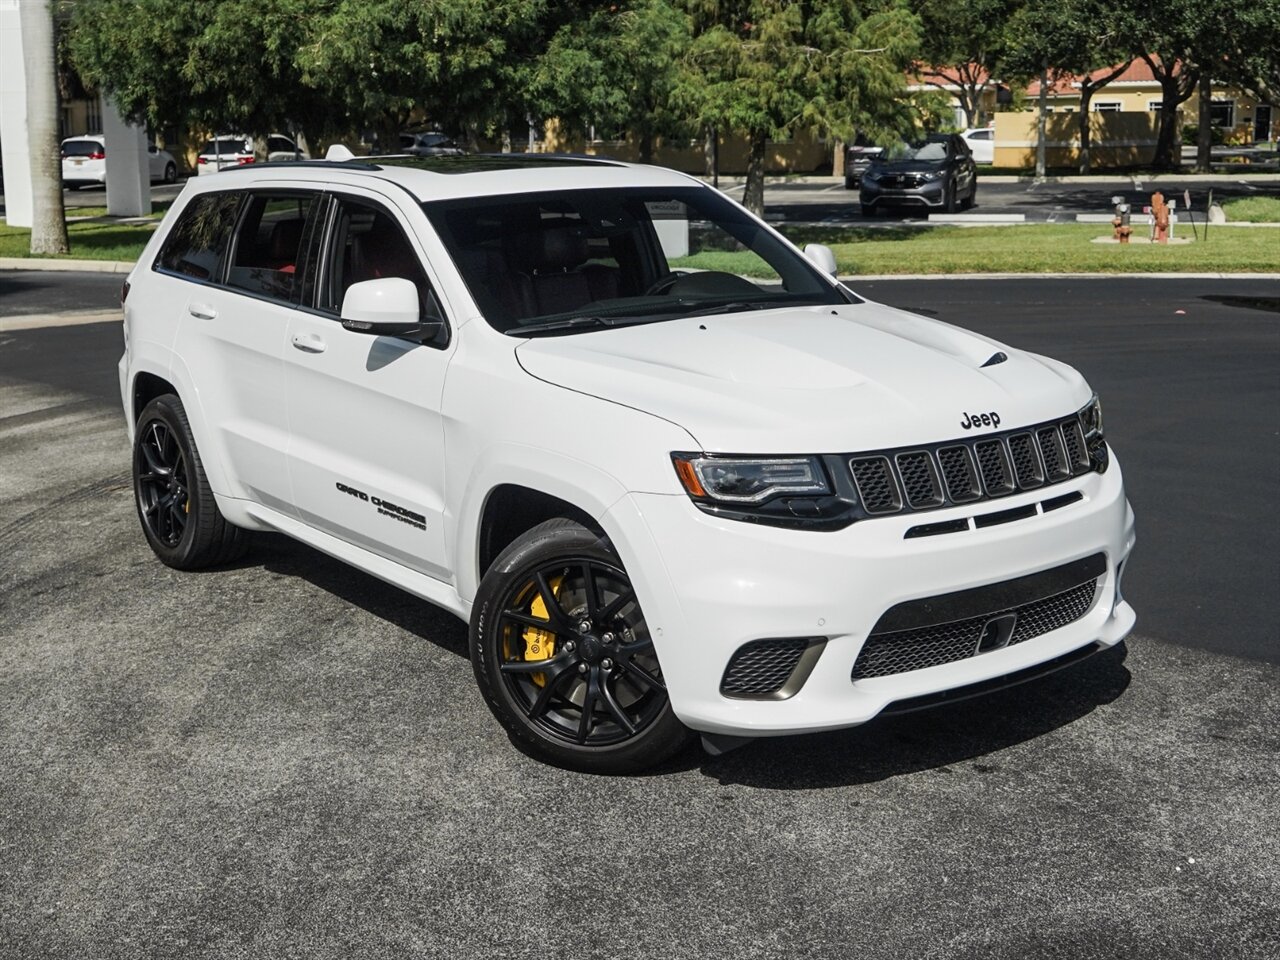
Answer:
858;133;977;216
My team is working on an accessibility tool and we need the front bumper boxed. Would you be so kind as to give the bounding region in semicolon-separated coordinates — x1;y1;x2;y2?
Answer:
605;453;1135;737
860;177;947;208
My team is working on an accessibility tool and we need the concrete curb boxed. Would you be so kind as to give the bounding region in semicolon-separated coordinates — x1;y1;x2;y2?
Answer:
0;257;134;273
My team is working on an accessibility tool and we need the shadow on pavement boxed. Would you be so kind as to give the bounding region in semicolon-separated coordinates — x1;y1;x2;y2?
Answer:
253;533;469;658
699;643;1130;789
1200;294;1280;314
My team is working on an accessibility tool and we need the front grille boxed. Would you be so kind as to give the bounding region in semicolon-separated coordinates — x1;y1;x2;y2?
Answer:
846;414;1095;518
850;456;901;514
721;638;811;698
851;555;1104;680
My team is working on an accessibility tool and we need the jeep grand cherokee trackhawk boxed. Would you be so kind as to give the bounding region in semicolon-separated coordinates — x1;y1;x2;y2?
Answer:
119;154;1136;772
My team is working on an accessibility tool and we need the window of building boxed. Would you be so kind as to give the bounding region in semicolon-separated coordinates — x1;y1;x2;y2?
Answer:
1148;100;1163;112
1210;100;1236;128
226;193;319;303
155;193;242;282
85;98;102;134
1093;101;1122;113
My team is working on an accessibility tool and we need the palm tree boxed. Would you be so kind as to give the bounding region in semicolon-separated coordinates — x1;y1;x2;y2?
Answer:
21;0;70;255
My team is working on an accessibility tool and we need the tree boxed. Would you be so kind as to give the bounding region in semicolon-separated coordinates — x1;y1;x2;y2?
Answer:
22;0;69;255
912;0;1023;129
675;0;919;215
68;0;333;151
527;1;692;162
1003;0;1137;174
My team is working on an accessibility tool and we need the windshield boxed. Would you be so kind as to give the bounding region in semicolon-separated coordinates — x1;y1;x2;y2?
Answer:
201;139;248;156
885;139;950;162
423;186;850;334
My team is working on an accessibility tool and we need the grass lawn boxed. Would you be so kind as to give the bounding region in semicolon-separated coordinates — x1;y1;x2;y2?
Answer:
669;223;1280;276
1220;196;1280;222
0;219;155;261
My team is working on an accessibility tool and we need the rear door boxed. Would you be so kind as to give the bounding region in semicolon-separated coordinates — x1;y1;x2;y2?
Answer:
164;187;323;512
282;187;456;579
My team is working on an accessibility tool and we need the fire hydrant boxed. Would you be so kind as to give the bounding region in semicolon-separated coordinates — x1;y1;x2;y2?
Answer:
1151;190;1170;243
1112;197;1132;243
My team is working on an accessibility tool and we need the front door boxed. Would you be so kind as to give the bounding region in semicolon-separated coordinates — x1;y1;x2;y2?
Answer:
283;190;454;579
1255;106;1272;144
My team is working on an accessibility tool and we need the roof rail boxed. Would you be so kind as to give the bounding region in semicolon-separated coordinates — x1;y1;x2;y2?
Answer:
215;159;383;173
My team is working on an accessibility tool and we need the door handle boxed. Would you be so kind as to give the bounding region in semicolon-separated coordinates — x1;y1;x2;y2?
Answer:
291;332;327;354
187;302;217;320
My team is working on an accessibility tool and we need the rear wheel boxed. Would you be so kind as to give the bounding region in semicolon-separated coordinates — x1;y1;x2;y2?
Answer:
133;394;248;569
164;162;177;184
470;518;692;773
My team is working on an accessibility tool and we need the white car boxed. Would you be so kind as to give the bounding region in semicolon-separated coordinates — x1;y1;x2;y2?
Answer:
960;127;995;164
61;135;178;189
118;156;1135;772
196;133;308;173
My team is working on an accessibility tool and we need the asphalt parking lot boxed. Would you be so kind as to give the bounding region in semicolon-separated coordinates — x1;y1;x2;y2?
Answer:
1;275;1277;958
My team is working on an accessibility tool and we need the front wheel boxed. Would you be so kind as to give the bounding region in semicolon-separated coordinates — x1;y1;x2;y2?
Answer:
164;162;177;184
470;519;691;773
944;182;957;213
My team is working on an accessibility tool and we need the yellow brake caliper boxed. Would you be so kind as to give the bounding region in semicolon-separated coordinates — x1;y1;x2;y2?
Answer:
522;576;562;687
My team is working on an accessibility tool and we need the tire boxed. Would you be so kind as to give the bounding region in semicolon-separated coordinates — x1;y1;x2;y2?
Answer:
470;518;692;773
962;180;976;210
944;182;957;213
860;202;876;218
164;162;177;184
844;175;856;190
133;394;248;570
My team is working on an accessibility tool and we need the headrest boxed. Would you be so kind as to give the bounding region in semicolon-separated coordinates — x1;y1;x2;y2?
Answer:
532;227;588;272
268;219;304;259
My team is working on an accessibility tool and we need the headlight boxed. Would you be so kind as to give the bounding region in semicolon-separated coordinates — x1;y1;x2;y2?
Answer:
1081;394;1104;440
921;169;946;182
672;454;831;504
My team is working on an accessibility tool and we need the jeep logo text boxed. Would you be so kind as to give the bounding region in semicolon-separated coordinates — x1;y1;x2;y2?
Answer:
960;410;1001;430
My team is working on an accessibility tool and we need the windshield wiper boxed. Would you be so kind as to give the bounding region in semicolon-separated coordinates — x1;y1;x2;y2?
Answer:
681;299;814;319
507;315;626;336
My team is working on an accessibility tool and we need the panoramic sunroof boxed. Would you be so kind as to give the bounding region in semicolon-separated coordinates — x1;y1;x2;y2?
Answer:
366;154;622;174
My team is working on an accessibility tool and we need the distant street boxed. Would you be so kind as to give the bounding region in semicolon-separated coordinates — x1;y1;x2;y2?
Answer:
3;171;1278;227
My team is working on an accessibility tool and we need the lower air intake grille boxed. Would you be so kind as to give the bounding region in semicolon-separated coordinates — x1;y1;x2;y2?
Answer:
851;556;1104;680
721;638;812;698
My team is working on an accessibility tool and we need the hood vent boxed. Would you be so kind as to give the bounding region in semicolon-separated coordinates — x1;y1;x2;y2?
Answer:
981;351;1008;368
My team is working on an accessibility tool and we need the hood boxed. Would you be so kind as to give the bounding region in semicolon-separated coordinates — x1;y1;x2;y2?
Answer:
870;160;948;174
515;303;1091;453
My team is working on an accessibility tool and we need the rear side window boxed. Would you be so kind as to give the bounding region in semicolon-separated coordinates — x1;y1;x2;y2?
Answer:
226;193;319;303
201;139;248;156
155;192;241;281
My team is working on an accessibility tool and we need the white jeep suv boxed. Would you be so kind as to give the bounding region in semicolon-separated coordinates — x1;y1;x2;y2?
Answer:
119;155;1136;772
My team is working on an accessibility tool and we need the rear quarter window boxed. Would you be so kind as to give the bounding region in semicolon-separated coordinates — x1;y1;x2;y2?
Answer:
155;193;242;281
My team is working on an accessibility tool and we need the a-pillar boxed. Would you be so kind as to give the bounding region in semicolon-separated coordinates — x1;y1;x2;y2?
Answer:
103;97;150;217
0;0;33;228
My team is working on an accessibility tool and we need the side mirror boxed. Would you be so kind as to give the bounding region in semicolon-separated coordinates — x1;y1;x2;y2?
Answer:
340;277;440;338
804;243;838;278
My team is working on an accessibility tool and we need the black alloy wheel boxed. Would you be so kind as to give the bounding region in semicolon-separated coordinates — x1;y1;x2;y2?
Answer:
132;394;247;569
136;418;190;548
471;519;691;772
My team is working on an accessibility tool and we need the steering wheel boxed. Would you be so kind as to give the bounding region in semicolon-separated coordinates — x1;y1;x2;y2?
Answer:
644;271;690;296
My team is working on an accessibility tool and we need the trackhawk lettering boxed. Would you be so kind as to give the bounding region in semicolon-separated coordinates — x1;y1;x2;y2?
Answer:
960;410;1002;430
334;482;426;530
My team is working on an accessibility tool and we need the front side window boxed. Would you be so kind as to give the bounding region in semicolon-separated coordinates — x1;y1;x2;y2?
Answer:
321;198;442;324
155;192;242;281
423;186;848;334
225;193;318;303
